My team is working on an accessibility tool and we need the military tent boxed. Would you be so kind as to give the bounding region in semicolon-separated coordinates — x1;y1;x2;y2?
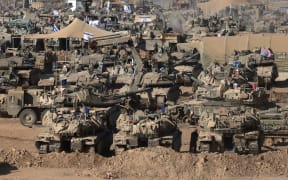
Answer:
23;18;116;39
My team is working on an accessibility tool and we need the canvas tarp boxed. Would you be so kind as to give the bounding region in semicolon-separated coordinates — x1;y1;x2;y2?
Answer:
181;33;288;71
197;0;250;15
23;18;116;39
200;33;288;61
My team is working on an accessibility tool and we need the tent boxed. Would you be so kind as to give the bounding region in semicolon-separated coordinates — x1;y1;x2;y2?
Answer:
24;18;116;39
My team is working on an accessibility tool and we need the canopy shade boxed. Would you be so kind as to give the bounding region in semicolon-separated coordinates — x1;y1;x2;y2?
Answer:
24;18;116;39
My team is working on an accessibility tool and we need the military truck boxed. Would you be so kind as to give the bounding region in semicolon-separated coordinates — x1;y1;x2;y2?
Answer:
0;88;53;127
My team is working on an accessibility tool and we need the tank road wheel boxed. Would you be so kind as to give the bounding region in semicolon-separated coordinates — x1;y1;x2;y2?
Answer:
263;137;273;147
114;146;125;155
198;142;211;152
19;109;37;127
83;146;95;153
35;142;49;154
247;140;260;154
41;110;56;127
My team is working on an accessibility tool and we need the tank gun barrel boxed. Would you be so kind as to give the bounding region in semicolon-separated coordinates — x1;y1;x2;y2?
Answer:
113;88;151;98
174;58;200;66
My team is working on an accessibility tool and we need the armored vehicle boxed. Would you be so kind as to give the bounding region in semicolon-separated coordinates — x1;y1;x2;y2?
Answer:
257;108;288;146
0;51;45;87
38;86;148;127
196;107;263;154
113;110;181;154
35;106;120;155
0;88;53;127
57;87;150;108
192;61;271;106
6;18;35;34
171;49;202;86
233;48;278;89
139;72;181;109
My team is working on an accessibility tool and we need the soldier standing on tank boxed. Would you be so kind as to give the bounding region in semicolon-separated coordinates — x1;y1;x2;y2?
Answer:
189;130;198;153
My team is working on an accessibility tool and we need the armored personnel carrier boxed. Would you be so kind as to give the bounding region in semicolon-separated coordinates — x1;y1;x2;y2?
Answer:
0;54;40;87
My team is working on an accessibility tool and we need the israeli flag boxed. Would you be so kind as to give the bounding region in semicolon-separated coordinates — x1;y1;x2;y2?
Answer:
53;24;59;32
83;32;94;42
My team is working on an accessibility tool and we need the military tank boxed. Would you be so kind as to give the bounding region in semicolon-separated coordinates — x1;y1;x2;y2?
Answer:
139;72;181;109
171;49;202;86
35;106;121;155
196;107;263;154
191;61;271;107
233;48;278;89
113;110;181;154
0;55;39;87
257;107;288;147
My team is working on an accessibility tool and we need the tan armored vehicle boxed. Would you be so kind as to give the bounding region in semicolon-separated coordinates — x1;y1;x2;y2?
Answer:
35;106;121;155
232;49;278;89
139;72;181;109
257;108;288;147
113;110;181;154
196;107;262;154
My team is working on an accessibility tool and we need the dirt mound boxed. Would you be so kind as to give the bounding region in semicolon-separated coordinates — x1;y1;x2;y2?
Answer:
1;147;288;179
0;148;105;169
0;149;37;168
95;147;288;179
